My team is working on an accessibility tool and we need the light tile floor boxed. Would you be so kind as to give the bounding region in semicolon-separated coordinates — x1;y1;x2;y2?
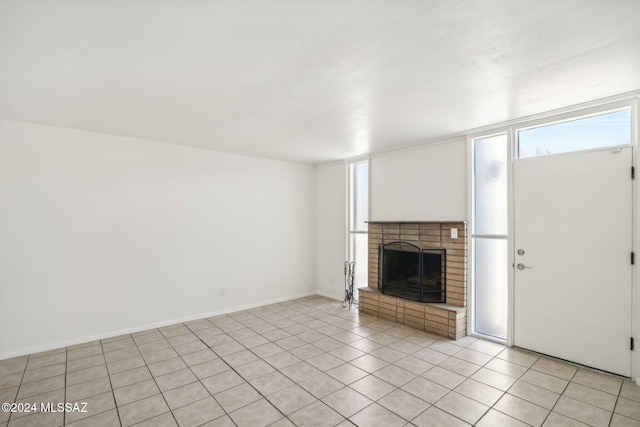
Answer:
1;296;639;427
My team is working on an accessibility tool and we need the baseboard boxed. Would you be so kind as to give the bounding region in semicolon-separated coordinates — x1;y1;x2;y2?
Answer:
316;290;343;302
0;291;317;361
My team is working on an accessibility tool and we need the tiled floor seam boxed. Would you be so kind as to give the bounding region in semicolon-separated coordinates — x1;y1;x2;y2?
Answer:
502;367;548;427
611;388;626;426
131;334;185;427
100;340;124;427
7;354;29;426
542;366;585;427
228;312;357;426
435;387;490;426
62;347;68;427
2;297;639;427
175;321;292;426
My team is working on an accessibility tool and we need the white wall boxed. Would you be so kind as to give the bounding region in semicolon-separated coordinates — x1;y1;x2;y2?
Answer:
0;120;316;359
370;139;467;221
314;140;467;301
315;162;347;300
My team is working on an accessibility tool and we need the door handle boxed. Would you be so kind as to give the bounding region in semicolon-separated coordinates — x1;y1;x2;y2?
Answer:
516;263;531;270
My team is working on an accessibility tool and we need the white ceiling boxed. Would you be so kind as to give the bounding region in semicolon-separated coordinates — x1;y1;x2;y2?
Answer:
1;1;639;164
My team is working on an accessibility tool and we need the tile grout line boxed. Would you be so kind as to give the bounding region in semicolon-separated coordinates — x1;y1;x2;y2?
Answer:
192;314;308;425
2;296;638;427
247;304;378;425
543;367;579;427
607;379;624;427
288;307;419;424
7;354;29;426
229;309;350;424
408;344;498;425
99;340;123;427
129;331;186;427
171;322;248;425
169;315;289;423
62;347;67;427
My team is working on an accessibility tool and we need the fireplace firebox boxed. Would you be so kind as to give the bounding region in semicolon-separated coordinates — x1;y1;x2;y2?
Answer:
378;242;445;303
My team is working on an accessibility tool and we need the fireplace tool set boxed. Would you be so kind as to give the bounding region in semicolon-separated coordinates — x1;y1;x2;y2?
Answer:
342;261;357;310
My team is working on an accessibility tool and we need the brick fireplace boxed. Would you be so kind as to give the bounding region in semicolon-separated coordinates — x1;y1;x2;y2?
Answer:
358;221;468;339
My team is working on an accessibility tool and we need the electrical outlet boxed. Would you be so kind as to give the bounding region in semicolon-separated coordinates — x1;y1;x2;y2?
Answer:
451;228;458;239
219;288;225;296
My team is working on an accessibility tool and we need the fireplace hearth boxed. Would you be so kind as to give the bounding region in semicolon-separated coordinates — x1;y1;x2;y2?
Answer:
379;242;445;303
359;221;468;339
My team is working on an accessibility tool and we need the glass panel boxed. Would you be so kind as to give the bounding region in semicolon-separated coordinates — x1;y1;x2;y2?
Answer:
473;134;508;235
351;161;369;232
474;238;508;339
379;244;445;303
350;233;368;288
517;109;631;159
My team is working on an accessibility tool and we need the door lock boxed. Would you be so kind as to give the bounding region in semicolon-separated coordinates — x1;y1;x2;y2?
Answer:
516;263;531;270
517;249;525;256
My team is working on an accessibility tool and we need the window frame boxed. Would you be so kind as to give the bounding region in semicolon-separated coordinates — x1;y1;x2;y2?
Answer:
347;159;370;289
515;106;632;160
468;130;511;343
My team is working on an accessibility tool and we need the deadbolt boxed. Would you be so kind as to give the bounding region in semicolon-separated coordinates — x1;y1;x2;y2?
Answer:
517;249;525;256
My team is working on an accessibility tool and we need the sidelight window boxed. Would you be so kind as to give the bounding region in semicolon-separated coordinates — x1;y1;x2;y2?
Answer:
471;133;508;340
348;160;369;288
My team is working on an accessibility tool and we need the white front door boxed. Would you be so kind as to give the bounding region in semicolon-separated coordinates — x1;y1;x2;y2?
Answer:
513;147;633;376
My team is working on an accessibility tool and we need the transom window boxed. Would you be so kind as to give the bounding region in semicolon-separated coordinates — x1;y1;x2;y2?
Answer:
517;108;631;159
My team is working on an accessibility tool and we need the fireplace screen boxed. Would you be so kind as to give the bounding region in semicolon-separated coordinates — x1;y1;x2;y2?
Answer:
379;242;445;303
